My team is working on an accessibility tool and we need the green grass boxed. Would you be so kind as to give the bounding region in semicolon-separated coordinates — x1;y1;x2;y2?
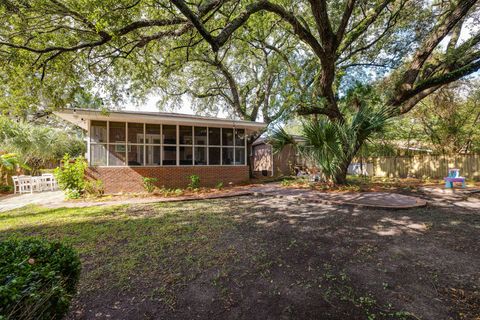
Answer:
0;200;437;319
0;202;237;294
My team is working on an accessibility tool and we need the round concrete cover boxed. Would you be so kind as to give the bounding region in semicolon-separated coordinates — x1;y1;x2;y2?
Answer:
318;192;427;209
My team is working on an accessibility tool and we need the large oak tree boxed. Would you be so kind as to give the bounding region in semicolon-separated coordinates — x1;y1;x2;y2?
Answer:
0;0;479;182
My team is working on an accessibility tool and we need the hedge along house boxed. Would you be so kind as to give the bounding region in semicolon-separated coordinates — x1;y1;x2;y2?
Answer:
54;109;266;193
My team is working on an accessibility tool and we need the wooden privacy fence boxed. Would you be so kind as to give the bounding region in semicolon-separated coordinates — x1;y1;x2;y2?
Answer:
358;154;480;180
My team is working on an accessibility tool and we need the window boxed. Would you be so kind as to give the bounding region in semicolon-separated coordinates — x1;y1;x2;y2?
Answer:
163;146;176;165
90;121;107;143
222;128;234;146
163;125;176;144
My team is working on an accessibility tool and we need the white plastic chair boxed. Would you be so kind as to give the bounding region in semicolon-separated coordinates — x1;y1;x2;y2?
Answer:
12;176;19;194
41;173;56;191
18;176;33;194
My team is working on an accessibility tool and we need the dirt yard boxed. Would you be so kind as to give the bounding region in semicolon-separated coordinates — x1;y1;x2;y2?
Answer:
1;189;479;319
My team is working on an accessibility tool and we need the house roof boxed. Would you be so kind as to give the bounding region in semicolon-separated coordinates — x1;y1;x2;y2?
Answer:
54;108;267;131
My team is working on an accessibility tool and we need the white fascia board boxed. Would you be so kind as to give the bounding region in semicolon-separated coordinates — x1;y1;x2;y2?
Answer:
54;109;266;131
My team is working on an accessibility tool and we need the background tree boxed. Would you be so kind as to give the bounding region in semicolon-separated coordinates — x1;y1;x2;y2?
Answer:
1;0;479;183
372;82;480;155
0;116;85;175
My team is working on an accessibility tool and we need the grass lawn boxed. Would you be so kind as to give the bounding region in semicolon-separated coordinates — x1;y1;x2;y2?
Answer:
1;195;479;320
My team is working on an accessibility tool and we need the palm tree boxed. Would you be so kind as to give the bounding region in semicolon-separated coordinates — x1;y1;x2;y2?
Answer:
270;106;392;184
0;153;29;185
0;116;85;175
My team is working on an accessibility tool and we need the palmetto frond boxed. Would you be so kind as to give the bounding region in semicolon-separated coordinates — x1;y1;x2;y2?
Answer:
270;105;392;182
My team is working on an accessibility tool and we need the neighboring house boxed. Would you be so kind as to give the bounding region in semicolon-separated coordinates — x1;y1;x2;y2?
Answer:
55;109;265;193
252;136;306;177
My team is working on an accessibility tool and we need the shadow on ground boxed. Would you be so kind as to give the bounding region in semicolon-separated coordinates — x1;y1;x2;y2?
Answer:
1;193;479;320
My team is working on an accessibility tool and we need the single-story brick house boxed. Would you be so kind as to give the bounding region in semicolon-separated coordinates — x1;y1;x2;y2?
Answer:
55;109;266;193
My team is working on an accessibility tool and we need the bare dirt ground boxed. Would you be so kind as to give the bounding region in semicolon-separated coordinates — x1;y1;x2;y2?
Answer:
59;190;479;320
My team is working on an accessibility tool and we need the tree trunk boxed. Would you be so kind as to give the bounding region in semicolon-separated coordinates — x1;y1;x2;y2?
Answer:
332;139;365;185
332;157;350;185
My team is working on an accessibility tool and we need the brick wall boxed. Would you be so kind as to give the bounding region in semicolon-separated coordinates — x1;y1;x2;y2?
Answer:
86;166;250;193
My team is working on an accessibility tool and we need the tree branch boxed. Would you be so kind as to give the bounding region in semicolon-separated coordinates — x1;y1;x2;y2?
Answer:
336;0;357;45
392;0;477;103
337;0;394;56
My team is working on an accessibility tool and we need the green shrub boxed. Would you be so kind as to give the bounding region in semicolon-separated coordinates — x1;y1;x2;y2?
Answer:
215;181;224;190
188;174;200;189
84;179;105;197
54;154;87;199
0;185;13;192
0;238;81;320
142;177;158;193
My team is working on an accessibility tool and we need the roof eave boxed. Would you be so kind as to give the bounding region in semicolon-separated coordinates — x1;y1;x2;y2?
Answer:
54;108;267;131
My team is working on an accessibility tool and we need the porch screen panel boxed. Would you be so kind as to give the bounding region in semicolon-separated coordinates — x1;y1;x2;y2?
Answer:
90;121;107;143
163;125;176;144
146;146;161;165
222;128;234;146
109;122;126;143
90;144;107;166
90;121;107;166
163;146;176;165
208;128;220;145
128;145;144;166
179;126;193;145
209;147;221;165
128;123;144;143
146;124;161;144
163;125;176;165
234;129;246;165
194;127;207;145
108;144;126;166
146;124;161;165
235;129;245;146
179;146;193;165
222;147;234;165
194;147;207;165
235;147;246;165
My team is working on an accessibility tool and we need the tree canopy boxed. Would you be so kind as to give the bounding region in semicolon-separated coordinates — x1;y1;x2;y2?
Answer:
1;0;479;182
1;0;478;121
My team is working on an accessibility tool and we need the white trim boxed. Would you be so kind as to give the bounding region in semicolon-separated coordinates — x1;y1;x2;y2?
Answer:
86;120;91;163
55;108;266;131
106;121;110;166
176;124;179;166
206;126;209;165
